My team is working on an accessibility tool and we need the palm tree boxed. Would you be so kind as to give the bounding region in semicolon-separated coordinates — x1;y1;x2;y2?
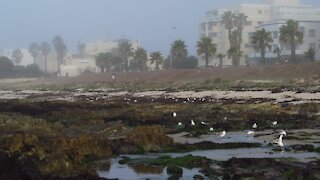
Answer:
12;49;23;65
52;36;67;76
251;28;273;65
40;42;51;73
95;52;115;72
216;53;226;67
227;47;242;64
222;11;235;46
118;40;133;72
304;47;317;62
197;37;217;67
132;47;148;71
171;39;188;68
29;42;40;64
150;51;164;70
273;47;282;63
280;20;304;61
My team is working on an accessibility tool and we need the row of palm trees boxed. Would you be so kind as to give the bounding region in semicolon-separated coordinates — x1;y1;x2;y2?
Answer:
197;16;310;67
95;39;196;72
28;35;67;75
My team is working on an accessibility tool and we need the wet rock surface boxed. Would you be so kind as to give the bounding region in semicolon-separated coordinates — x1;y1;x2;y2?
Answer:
221;158;320;180
0;91;319;179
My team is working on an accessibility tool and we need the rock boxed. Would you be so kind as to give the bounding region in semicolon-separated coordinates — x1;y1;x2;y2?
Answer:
126;125;173;152
166;165;183;177
193;174;204;180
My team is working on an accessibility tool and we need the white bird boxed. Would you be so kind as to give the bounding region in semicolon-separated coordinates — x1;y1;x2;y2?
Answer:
172;112;177;117
220;130;226;137
177;122;182;126
201;121;209;125
273;134;284;147
191;120;196;126
252;123;258;129
224;117;227;121
246;130;255;135
133;99;138;103
209;127;214;131
280;130;287;136
272;121;278;125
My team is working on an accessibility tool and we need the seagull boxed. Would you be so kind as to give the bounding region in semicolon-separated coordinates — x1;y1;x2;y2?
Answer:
178;122;182;126
209;127;214;131
272;121;278;126
273;134;284;147
224;117;227;121
191;120;196;126
220;130;226;137
172;112;177;117
133;99;138;103
201;121;209;125
246;130;255;136
280;130;287;136
252;123;258;129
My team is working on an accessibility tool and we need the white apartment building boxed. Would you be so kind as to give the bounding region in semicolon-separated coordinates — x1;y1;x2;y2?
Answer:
199;0;320;66
82;39;140;57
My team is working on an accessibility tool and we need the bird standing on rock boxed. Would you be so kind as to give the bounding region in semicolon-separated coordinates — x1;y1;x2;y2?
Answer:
220;130;226;137
173;112;177;117
191;120;196;126
252;123;258;129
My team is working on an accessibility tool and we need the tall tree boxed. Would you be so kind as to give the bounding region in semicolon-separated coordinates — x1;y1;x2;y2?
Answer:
171;39;188;69
29;42;40;64
304;47;317;62
216;53;226;67
132;47;148;71
12;49;23;65
150;51;164;71
40;42;51;73
118;40;133;72
52;36;67;76
197;37;217;67
0;56;14;74
273;47;282;63
222;11;235;47
251;28;273;65
222;11;247;66
280;20;304;61
95;52;115;72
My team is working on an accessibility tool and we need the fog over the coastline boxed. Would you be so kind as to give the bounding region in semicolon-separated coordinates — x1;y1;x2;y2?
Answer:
0;0;319;55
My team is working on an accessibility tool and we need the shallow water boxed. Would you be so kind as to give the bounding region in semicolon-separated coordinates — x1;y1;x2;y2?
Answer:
98;158;206;180
99;146;319;179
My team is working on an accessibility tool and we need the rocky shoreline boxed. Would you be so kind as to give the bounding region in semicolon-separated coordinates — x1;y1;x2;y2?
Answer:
0;89;319;179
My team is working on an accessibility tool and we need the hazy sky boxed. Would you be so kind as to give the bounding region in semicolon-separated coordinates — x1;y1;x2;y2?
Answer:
1;0;319;56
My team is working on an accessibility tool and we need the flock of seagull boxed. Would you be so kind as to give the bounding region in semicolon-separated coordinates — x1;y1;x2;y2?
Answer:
173;112;287;148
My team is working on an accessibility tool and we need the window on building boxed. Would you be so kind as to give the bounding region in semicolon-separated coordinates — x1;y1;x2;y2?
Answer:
258;21;264;25
309;29;316;38
245;43;252;48
309;43;316;49
201;23;206;31
258;10;262;14
299;27;305;34
208;32;218;38
245;21;252;26
273;31;278;39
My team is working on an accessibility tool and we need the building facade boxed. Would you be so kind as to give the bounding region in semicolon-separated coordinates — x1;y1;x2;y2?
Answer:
199;0;320;66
